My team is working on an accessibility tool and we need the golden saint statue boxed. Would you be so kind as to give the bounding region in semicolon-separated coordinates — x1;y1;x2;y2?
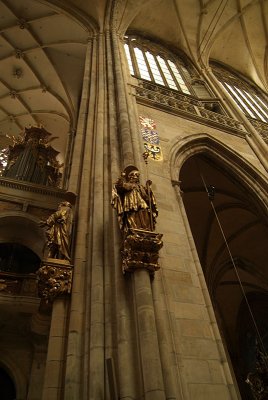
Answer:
111;165;158;232
40;201;73;261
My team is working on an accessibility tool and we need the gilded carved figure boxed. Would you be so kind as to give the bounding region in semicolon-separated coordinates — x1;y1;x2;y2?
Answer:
111;165;158;232
40;201;73;261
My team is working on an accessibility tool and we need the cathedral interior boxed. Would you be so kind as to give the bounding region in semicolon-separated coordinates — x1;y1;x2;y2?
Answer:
0;0;267;399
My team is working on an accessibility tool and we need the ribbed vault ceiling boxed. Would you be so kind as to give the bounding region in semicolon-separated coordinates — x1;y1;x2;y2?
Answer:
0;0;89;162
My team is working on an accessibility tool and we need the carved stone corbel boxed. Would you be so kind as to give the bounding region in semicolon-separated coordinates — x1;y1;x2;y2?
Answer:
37;258;73;303
121;229;163;276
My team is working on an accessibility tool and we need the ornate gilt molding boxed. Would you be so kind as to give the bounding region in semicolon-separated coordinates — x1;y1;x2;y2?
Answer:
121;229;163;276
37;258;73;303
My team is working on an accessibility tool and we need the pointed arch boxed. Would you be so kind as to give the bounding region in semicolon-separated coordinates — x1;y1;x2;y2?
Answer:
39;0;98;32
0;356;28;400
0;212;45;258
171;133;268;399
170;133;268;214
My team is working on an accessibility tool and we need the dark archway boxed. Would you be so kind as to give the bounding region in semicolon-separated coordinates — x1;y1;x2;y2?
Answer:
0;243;40;274
180;153;268;399
0;367;16;400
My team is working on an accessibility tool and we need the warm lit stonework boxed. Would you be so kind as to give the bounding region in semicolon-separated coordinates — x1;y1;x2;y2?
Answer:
0;1;267;400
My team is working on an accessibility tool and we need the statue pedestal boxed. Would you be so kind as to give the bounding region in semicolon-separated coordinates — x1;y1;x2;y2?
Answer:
121;229;163;275
37;258;73;303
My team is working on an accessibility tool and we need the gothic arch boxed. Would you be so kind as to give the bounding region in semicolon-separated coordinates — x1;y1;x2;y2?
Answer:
170;133;268;399
0;355;28;400
170;133;268;213
39;0;98;32
0;212;45;258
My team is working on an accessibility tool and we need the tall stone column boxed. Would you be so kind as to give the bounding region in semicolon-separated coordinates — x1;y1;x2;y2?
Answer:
63;35;99;400
133;269;166;400
106;29;142;399
41;298;69;400
117;227;165;399
110;26;167;398
111;29;136;167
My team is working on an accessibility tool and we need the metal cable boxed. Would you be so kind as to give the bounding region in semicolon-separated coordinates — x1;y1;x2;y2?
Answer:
199;171;268;370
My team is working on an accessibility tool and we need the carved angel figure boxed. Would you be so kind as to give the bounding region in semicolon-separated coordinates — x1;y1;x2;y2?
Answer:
111;165;158;232
40;201;73;261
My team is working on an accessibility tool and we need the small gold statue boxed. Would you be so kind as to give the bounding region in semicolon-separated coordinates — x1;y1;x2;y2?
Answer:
111;165;158;232
40;201;73;261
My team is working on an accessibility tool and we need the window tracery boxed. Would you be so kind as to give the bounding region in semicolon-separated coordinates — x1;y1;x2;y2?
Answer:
124;37;255;135
212;63;268;124
124;35;211;98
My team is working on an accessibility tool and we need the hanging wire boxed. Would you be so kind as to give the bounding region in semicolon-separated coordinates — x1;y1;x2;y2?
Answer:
198;168;268;371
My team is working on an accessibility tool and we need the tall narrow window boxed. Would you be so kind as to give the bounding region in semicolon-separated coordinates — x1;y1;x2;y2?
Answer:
124;43;134;75
145;52;164;85
168;60;191;94
133;47;151;81
156;56;177;90
124;35;196;96
212;63;268;124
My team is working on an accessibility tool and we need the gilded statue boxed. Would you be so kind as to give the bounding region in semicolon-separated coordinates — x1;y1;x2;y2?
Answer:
40;201;73;261
111;165;158;232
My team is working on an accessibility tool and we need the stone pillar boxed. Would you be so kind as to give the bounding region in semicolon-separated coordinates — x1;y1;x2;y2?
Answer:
133;269;166;400
63;36;98;400
27;343;46;400
36;257;73;399
68;38;94;194
152;272;183;400
106;29;142;400
111;30;138;167
41;298;69;400
120;229;165;399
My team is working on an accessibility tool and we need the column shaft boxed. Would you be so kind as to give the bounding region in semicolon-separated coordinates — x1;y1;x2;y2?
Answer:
133;270;165;400
42;298;69;400
64;36;98;400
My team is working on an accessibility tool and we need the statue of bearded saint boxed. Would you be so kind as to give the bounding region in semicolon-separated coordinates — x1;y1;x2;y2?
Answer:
40;201;73;261
111;165;158;232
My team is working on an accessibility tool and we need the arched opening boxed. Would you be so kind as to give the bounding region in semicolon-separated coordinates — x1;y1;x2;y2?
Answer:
0;243;40;274
0;213;45;258
179;152;268;399
0;214;43;296
0;367;16;400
